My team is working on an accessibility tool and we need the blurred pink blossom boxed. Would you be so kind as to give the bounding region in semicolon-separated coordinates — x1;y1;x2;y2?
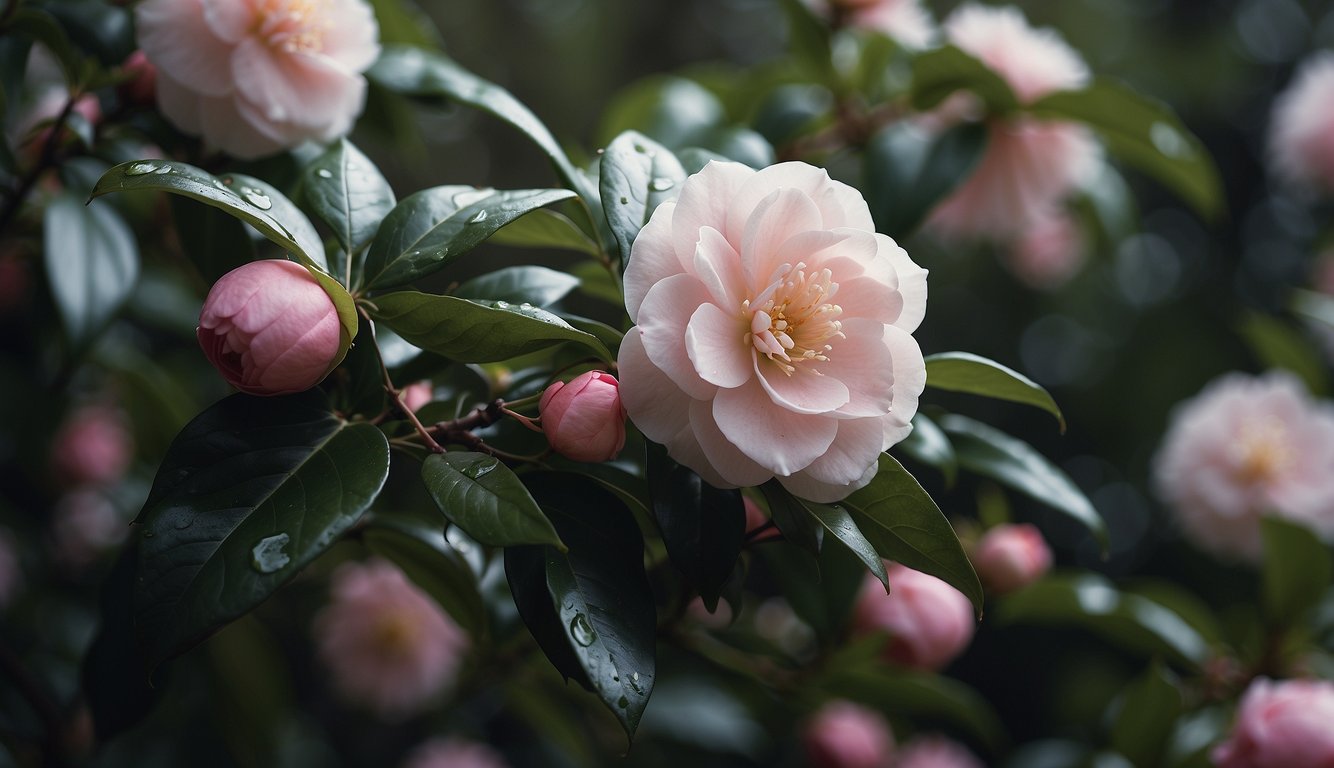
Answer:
1003;210;1087;290
928;5;1098;240
894;735;985;768
134;0;380;158
197;260;341;396
50;405;133;487
1154;372;1334;562
401;381;434;413
812;0;935;49
118;50;158;108
539;371;627;462
315;559;468;719
618;161;927;503
853;564;974;671
803;700;896;768
1213;677;1334;768
970;523;1052;596
1269;52;1334;192
0;528;21;609
402;738;508;768
51;490;127;569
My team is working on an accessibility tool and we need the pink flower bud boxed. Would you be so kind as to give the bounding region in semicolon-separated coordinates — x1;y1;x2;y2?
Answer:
197;260;341;396
50;405;133;487
539;371;626;462
118;50;157;108
1213;677;1334;768
896;735;985;768
853;564;975;671
803;700;895;768
971;523;1052;596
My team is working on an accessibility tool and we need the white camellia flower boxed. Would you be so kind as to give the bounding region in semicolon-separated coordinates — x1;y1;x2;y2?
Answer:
617;160;928;503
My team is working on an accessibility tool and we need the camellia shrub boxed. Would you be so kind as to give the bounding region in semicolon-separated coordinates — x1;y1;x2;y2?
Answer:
2;0;1334;767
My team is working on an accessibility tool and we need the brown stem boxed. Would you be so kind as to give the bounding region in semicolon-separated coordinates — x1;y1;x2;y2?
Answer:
356;306;445;453
0;92;81;236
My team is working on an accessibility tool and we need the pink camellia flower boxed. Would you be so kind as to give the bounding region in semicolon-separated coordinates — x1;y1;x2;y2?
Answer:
852;564;974;670
539;370;627;462
618;161;928;503
813;0;935;49
1153;372;1334;562
134;0;380;159
803;700;895;768
49;405;133;487
118;50;158;108
0;528;21;610
1269;52;1334;192
402;738;509;768
895;735;985;768
970;523;1052;596
1212;677;1334;768
315;559;468;719
197;260;341;396
927;5;1099;240
1004;210;1087;290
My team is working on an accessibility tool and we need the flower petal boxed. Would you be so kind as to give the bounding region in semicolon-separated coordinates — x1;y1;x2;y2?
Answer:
199;0;252;43
754;358;850;415
618;329;696;445
780;457;879;503
685;302;752;389
135;0;237;97
198;90;286;159
882;325;926;448
879;234;929;332
690;399;774;487
758;229;854;294
713;379;837;475
726;162;876;241
819;318;895;417
320;0;382;73
692;226;746;309
638;274;717;400
155;74;204;134
831;275;903;325
672;161;753;259
798;417;886;486
740;188;823;286
624;201;684;323
231;39;366;140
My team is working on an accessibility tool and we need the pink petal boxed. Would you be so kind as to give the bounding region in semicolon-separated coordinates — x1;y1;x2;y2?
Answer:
200;0;253;43
798;417;886;486
685;303;753;389
199;92;286;159
759;229;854;294
155;74;204;136
689;399;774;487
820;318;895;417
879;234;928;332
713;379;837;475
230;39;366;139
738;189;823;278
624;201;685;322
135;0;237;97
780;458;879;503
638;274;718;401
830;275;902;325
672;161;753;259
617;330;697;445
692;226;746;309
319;0;382;73
754;357;850;415
726;162;875;241
882;325;926;447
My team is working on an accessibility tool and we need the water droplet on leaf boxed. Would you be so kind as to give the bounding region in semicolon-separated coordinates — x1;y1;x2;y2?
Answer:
243;190;273;210
467;209;488;224
316;169;333;179
494;300;510;309
154;165;173;174
619;196;629;205
251;533;291;573
461;457;498;480
126;162;157;176
617;696;629;709
569;613;596;646
650;177;674;191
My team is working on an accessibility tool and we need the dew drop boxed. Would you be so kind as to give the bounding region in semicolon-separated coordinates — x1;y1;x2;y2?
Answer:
461;457;498;480
617;696;629;709
494;300;510;310
243;190;273;210
251;533;291;573
519;302;533;310
154;164;173;175
650;177;674;192
467;209;489;224
316;168;333;179
569;613;597;647
619;196;629;205
125;162;158;176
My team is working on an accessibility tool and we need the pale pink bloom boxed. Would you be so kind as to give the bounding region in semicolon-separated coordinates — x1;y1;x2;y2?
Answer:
134;0;380;159
402;738;508;768
814;0;935;49
15;89;102;163
0;528;21;609
1153;372;1334;562
1212;677;1334;768
853;564;974;670
50;406;133;487
198;260;341;396
928;5;1098;240
970;523;1052;596
1269;52;1334;192
894;736;985;768
315;559;468;719
1004;210;1086;289
401;381;434;413
618;161;928;502
539;371;626;462
804;700;896;768
51;490;127;569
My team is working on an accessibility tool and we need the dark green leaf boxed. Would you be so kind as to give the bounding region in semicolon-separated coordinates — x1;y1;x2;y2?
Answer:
910;45;1019;113
7;9;82;86
761;481;824;555
863;121;989;238
760;539;866;644
133;392;390;668
803;500;890;592
1237;312;1329;398
1028;79;1223;220
893;412;957;485
168;195;254;283
843;454;983;614
940;414;1106;547
363;185;575;289
1262;517;1333;630
997;574;1211;669
302;139;396;277
368;290;612;362
505;546;592;688
362;512;487;637
45;192;138;347
367;0;443;47
925;351;1065;431
779;0;834;82
600;131;686;269
571;260;624;305
453;266;580;307
648;443;745;610
487;208;600;256
597;76;724;149
1108;662;1183;768
820;667;1007;754
422;452;563;550
82;545;165;742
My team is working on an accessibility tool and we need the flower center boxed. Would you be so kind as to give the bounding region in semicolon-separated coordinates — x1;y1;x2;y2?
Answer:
371;611;422;658
1232;420;1292;487
742;261;844;375
255;0;329;54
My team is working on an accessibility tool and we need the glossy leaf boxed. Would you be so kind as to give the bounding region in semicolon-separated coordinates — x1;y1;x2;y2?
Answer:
1261;517;1333;630
362;512;487;637
487;208;600;256
82;545;164;742
44;192;138;346
761;539;866;644
761;481;824;555
649;443;745;610
1237;311;1329;398
421;452;563;550
363;185;576;289
369;290;612;362
910;45;1019;113
7;8;82;85
820;667;1007;754
1028;79;1223;220
301;139;396;276
863;121;989;238
997;574;1211;669
779;0;834;81
843;453;983;614
893;412;957;485
925;351;1066;431
133;392;390;668
597;76;724;149
941;414;1107;548
453;265;580;307
168;195;254;283
600;131;686;269
1108;662;1183;768
803;500;890;592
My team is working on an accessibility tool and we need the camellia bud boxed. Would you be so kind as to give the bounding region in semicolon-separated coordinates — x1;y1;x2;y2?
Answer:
118;50;157;108
803;700;895;768
971;523;1052;596
1213;677;1334;767
852;564;975;671
197;260;341;396
539;371;626;462
50;405;133;487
